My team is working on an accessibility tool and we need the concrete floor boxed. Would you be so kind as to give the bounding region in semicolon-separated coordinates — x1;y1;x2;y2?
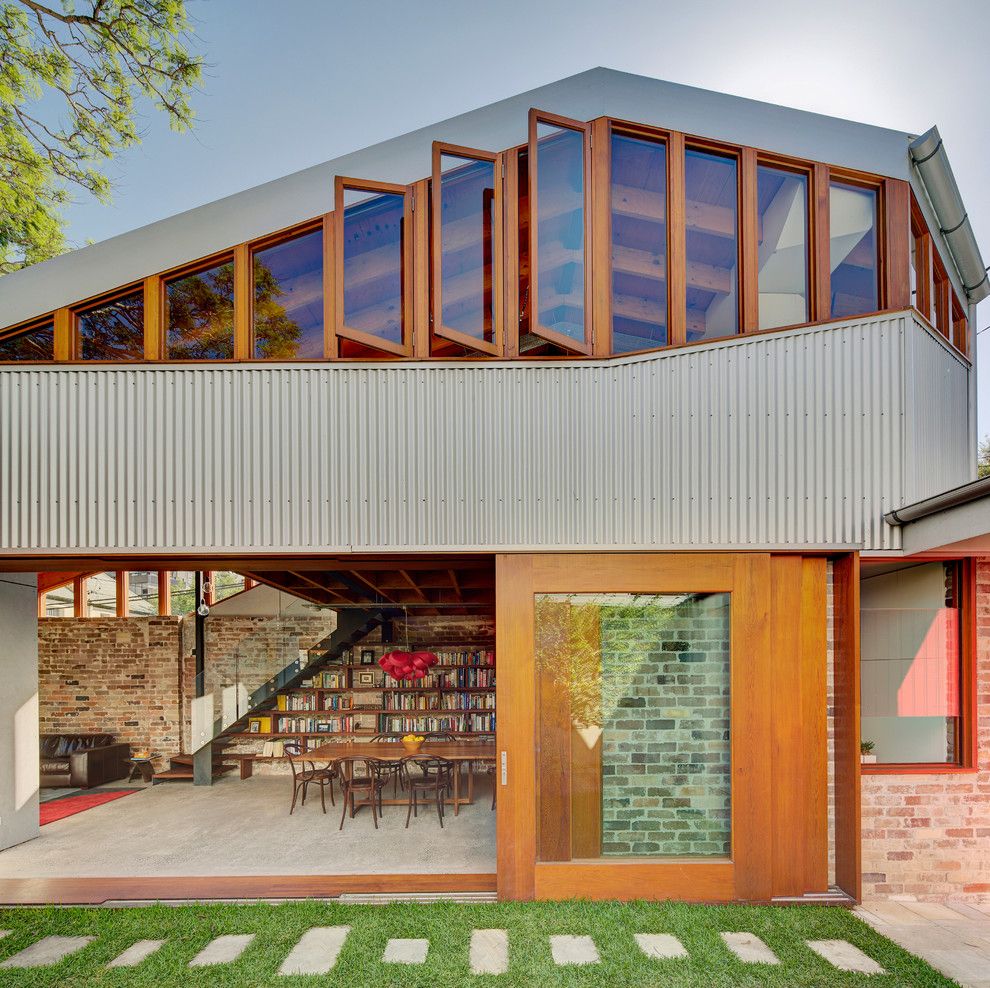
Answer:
0;773;496;877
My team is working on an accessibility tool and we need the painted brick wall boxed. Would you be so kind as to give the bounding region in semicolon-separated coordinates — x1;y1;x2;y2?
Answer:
860;556;990;903
598;596;731;857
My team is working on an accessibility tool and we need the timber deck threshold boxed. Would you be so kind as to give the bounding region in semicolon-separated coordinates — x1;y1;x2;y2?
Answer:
0;874;497;906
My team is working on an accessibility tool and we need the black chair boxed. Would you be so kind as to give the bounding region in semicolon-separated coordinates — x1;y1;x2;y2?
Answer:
285;742;336;815
370;734;407;797
337;756;391;830
404;756;454;828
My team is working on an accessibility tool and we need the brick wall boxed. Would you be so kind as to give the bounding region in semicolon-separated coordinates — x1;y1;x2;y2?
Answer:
860;556;990;903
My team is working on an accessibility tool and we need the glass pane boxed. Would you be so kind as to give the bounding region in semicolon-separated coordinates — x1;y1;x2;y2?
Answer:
342;190;405;345
170;571;196;615
253;229;324;359
166;260;235;359
86;572;118;617
44;583;75;617
535;124;586;344
439;155;496;345
0;324;54;361
829;182;878;318
536;592;731;860
78;290;144;359
756;166;808;329
861;561;961;764
212;571;245;602
685;150;739;341
127;571;160;615
611;133;667;352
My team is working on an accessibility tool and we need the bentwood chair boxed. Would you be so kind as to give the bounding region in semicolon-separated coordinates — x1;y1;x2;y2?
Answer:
337;756;390;830
285;742;336;815
404;756;454;828
370;733;407;797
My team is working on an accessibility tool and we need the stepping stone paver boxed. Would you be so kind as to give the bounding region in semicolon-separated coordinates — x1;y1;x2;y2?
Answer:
189;933;255;967
0;936;94;968
807;939;885;974
635;933;688;960
107;939;166;968
721;932;780;965
0;932;9;940
470;929;508;975
383;938;429;964
550;935;600;965
279;926;351;975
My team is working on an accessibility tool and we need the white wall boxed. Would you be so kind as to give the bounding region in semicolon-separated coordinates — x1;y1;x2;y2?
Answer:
0;572;39;851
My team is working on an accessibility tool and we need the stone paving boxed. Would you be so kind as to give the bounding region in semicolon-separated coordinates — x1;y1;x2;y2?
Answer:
0;924;896;975
856;900;990;988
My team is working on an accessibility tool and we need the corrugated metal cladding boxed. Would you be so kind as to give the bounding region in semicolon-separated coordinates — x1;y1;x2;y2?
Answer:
0;312;972;556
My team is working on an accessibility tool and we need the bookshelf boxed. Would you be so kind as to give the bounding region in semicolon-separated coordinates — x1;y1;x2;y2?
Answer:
245;644;495;753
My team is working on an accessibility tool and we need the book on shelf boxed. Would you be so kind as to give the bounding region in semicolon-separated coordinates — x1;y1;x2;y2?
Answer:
376;712;496;733
261;739;285;757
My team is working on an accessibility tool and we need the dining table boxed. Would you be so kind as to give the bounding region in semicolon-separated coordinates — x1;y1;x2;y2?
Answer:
306;740;496;816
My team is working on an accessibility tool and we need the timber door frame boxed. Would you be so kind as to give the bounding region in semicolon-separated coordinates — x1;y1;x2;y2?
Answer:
496;551;831;902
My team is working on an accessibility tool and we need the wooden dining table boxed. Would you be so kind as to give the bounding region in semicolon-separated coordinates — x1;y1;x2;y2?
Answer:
306;741;496;816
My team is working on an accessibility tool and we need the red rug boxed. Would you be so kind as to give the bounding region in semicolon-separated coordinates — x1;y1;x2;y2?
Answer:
40;789;140;826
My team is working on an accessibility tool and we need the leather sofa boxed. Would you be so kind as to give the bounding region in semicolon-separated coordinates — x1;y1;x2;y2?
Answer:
40;734;131;788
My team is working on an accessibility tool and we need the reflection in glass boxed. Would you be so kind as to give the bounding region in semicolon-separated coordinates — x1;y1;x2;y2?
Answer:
610;133;667;352
166;260;235;359
212;571;245;602
535;123;585;344
685;150;739;341
253;229;324;359
536;592;731;860
0;323;55;361
756;166;808;329
78;290;144;359
829;182;878;318
127;571;160;615
86;572;118;617
438;155;496;346
861;561;962;764
342;190;405;346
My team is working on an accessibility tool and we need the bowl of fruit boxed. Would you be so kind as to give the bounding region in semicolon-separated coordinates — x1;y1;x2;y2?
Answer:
401;734;425;754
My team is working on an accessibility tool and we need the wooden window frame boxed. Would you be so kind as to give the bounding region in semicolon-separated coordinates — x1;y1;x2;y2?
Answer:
528;109;594;356
160;251;238;361
0;317;58;363
826;171;885;317
430;142;504;357
247;219;327;360
71;282;146;362
951;296;968;356
932;251;951;339
860;557;977;776
333;176;414;358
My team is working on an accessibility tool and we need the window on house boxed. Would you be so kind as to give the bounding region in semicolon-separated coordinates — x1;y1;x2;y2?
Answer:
85;572;118;617
44;583;75;617
169;571;197;615
610;132;668;352
685;148;739;341
127;571;161;615
951;298;968;355
861;560;966;765
253;227;324;359
433;147;500;354
932;254;951;338
530;112;591;353
829;181;878;318
77;290;144;359
756;165;809;330
211;571;245;602
165;259;236;359
0;322;55;361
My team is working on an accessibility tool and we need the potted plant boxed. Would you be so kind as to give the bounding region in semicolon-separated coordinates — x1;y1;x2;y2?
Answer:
860;740;877;764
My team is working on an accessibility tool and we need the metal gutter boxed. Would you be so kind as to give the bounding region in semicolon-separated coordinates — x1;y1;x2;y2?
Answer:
884;475;990;526
909;127;990;303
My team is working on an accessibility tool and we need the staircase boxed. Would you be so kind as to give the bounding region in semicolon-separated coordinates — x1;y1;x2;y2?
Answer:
152;744;237;784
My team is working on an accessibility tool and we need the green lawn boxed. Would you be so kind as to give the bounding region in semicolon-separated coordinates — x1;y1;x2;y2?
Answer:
0;900;957;988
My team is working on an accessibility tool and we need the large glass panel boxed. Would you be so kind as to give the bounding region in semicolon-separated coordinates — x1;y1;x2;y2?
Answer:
211;571;245;602
756;166;809;329
861;561;962;764
169;571;197;615
536;592;731;860
78;290;144;359
0;323;54;361
829;182;878;318
166;260;235;359
611;133;667;352
535;123;586;344
253;229;324;359
127;571;160;615
342;189;405;346
44;583;75;617
85;572;118;617
438;154;496;346
685;150;739;341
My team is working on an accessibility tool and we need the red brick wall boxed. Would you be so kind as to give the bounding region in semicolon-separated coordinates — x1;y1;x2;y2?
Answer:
860;556;990;902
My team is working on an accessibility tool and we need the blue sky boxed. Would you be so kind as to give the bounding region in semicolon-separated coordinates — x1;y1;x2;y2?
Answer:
57;0;989;440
